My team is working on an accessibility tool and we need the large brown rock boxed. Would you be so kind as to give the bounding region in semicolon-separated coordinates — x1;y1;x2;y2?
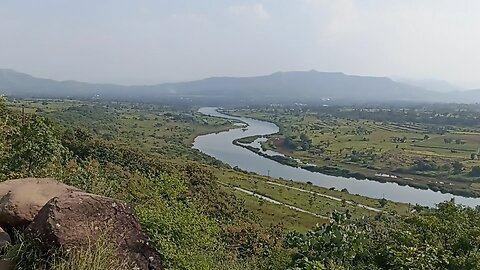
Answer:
0;260;11;270
0;178;79;228
27;192;162;270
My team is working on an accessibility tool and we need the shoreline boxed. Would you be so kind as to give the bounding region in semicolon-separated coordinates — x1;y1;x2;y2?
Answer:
232;137;480;199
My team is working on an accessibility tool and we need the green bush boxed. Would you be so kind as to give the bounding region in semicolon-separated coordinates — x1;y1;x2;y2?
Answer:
287;201;480;270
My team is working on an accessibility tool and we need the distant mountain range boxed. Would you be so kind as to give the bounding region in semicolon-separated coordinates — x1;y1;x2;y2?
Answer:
1;68;480;104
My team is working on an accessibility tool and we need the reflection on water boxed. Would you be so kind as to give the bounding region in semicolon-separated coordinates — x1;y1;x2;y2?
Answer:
193;107;480;207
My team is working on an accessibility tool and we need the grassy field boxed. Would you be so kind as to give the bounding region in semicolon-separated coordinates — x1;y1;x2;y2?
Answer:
231;107;480;197
214;168;410;231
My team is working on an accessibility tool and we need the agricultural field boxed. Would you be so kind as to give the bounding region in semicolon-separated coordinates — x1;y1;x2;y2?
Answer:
215;168;410;231
231;106;480;197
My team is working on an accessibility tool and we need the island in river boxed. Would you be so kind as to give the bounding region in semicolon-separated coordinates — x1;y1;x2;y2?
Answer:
228;106;480;199
193;107;480;207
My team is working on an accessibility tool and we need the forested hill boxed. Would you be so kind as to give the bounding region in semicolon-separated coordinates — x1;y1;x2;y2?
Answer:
0;68;470;104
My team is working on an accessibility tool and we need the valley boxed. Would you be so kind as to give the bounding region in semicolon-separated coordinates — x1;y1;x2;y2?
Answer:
2;97;480;269
6;99;410;229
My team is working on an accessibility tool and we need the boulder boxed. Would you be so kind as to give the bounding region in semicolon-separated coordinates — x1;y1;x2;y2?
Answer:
0;260;11;270
27;192;162;270
0;178;79;228
0;227;10;249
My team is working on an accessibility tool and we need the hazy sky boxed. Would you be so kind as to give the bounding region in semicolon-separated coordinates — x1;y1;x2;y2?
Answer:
1;0;480;87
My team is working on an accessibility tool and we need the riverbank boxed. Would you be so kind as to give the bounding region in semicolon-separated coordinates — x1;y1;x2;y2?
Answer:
228;109;480;199
235;138;480;198
194;107;480;207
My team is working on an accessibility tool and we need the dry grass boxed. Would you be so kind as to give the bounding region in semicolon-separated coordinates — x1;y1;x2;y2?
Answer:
50;232;130;270
4;230;130;270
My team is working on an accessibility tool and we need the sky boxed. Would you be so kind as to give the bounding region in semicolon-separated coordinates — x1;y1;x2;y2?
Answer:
1;0;480;87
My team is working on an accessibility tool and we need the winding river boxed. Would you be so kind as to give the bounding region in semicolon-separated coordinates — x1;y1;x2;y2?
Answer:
193;107;480;207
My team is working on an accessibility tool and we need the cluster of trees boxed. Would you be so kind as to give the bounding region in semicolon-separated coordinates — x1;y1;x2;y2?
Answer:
408;158;480;178
347;149;378;164
410;159;464;174
444;138;465;144
283;134;313;152
391;136;408;143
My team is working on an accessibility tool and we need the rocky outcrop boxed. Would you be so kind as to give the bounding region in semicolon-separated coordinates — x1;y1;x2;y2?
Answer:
27;192;162;270
0;178;163;269
0;178;79;228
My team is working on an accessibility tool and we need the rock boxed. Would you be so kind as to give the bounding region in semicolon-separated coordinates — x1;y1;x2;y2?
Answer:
27;192;162;270
0;227;10;249
0;178;79;228
0;259;11;270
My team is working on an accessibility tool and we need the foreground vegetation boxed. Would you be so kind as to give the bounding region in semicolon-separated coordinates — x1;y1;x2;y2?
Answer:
6;231;131;270
232;104;480;197
2;98;480;269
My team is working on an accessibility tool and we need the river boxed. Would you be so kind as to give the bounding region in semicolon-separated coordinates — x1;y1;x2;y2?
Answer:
193;107;480;207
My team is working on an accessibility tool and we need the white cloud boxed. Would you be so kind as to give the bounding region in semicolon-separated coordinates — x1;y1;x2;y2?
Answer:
228;3;270;20
301;0;480;86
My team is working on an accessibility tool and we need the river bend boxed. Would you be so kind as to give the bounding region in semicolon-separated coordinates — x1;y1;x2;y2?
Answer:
193;107;480;207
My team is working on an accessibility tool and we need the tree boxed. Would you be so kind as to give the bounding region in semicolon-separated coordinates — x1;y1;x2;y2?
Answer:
286;211;368;269
0;96;10;174
9;115;65;174
470;166;480;177
378;198;388;208
284;136;298;150
412;159;437;172
452;161;464;174
299;133;312;150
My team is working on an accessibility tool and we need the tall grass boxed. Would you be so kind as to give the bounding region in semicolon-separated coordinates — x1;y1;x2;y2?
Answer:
4;230;130;270
50;232;130;270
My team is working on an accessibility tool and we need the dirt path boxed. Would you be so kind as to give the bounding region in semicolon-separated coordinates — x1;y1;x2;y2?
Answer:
218;182;329;219
266;181;382;212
